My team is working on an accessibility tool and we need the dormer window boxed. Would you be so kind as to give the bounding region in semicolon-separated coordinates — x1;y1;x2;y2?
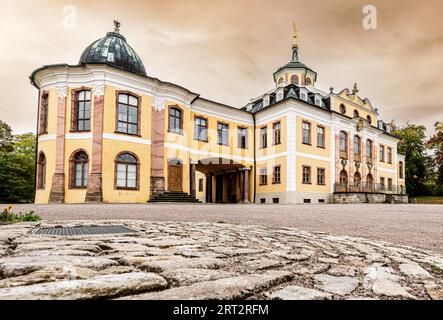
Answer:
276;89;284;102
263;95;270;107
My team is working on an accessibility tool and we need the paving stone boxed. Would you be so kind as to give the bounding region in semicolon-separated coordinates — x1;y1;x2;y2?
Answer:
208;247;265;256
327;265;357;277
161;268;234;286
270;286;332;300
314;274;359;295
372;280;416;299
0;272;167;300
243;258;282;270
120;256;226;272
0;255;117;277
399;263;433;279
121;271;292;300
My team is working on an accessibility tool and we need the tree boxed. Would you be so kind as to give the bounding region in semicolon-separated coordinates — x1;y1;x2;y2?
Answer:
426;122;443;195
0;129;36;203
0;120;13;152
391;122;431;196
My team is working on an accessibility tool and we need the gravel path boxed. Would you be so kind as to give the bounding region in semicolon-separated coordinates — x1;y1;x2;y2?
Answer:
10;203;443;254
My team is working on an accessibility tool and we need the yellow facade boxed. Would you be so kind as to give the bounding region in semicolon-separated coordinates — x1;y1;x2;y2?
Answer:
32;24;406;205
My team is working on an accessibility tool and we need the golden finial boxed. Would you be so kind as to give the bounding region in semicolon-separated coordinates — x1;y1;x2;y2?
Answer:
292;21;298;48
114;20;121;33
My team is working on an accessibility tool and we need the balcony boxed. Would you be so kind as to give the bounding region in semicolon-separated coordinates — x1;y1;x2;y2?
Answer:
334;183;407;195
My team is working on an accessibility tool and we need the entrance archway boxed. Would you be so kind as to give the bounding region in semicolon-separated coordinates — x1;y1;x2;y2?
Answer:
194;157;249;203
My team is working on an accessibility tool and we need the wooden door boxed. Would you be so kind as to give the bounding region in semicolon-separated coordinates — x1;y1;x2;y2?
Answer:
168;163;183;192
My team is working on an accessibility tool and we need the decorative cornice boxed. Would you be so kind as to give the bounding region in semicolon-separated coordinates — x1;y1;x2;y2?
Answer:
56;85;68;98
152;96;166;112
93;85;105;97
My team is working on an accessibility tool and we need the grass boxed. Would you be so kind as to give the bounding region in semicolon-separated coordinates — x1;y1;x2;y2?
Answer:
411;196;443;204
2;206;41;223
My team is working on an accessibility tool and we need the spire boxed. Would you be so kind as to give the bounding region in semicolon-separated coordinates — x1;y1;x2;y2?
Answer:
352;83;359;95
292;21;298;48
113;20;121;33
291;21;299;62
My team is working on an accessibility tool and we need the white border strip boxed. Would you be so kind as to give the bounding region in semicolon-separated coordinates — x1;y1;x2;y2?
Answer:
37;134;56;143
102;133;151;145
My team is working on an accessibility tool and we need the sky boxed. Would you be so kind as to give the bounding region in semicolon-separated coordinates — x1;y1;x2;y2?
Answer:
1;0;442;135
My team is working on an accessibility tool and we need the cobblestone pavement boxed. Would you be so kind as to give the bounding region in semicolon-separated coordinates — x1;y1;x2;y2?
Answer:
12;203;443;254
0;220;442;300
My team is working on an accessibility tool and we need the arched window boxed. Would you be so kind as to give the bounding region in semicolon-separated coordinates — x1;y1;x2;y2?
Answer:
305;78;312;85
366;139;373;161
366;173;374;191
70;150;88;188
73;90;91;131
339;104;346;114
366;115;372;124
354;172;361;190
340;170;348;191
290;75;299;85
353;110;359;118
354;135;361;159
168;106;183;134
115;152;138;189
37;152;46;189
117;93;139;135
278;77;284;84
339;131;348;159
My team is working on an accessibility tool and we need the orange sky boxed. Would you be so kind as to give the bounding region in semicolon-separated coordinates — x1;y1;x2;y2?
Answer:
1;0;442;134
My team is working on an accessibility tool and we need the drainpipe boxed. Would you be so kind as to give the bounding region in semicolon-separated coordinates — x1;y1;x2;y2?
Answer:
252;113;257;204
30;77;40;203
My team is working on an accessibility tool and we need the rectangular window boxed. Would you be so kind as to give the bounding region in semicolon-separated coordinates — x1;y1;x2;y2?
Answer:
303;199;311;204
238;127;248;149
380;177;385;190
379;145;385;162
273;122;281;145
302;121;311;145
117;93;139;135
74;90;91;131
39;93;49;134
272;198;280;204
317;168;325;185
194;117;208;142
259;168;268;185
388;178;393;191
260;198;266;204
217;122;229;146
260;126;267;148
168;107;182;134
387;147;392;164
272;166;281;184
198;178;204;192
317;126;325;148
302;166;311;184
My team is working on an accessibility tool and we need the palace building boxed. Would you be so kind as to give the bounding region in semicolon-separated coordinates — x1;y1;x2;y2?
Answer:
31;21;407;204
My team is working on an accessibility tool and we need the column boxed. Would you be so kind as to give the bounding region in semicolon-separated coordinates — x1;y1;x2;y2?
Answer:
150;97;166;194
190;161;197;198
207;174;213;203
48;85;68;203
242;167;251;203
85;85;105;202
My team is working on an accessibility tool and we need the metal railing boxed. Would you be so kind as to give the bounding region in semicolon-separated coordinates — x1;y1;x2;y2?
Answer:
334;182;407;195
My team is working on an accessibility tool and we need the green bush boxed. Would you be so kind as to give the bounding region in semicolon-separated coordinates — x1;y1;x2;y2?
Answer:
1;206;41;223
